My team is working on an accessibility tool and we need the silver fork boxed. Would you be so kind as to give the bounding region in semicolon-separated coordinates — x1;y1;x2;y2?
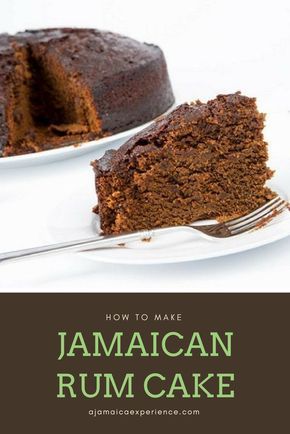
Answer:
0;196;288;264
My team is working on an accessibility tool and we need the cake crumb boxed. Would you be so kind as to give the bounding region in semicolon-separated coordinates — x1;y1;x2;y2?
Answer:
142;236;152;242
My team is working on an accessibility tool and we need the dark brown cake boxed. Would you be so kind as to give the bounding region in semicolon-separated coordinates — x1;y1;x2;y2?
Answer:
0;28;174;157
92;92;275;235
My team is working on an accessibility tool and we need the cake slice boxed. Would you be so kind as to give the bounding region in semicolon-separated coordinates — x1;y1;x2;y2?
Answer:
92;92;275;235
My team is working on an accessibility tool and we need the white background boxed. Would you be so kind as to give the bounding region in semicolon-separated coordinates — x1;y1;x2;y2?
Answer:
1;0;290;291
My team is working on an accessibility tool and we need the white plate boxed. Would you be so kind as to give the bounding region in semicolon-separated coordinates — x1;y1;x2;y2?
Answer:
0;108;174;168
47;112;290;265
47;180;290;265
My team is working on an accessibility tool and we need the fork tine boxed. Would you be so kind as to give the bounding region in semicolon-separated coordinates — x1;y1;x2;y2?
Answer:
228;198;285;231
230;201;288;235
225;196;282;228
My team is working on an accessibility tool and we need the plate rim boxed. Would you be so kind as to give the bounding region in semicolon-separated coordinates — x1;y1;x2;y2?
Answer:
46;180;290;266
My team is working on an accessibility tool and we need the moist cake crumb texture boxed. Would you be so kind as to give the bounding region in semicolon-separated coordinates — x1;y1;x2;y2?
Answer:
92;92;275;235
0;28;174;157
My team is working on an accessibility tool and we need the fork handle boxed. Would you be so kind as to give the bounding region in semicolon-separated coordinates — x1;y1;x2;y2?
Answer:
0;227;178;264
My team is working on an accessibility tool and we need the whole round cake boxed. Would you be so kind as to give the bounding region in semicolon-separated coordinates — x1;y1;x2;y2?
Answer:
0;28;174;157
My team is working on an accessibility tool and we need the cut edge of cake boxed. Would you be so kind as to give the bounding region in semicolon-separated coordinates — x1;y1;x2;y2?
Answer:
2;36;103;157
